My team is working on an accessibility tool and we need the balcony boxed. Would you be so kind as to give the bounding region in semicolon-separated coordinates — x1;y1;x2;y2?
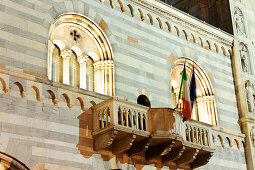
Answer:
78;97;215;169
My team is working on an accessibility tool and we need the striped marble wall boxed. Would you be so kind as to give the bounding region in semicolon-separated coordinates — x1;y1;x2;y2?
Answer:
0;0;247;169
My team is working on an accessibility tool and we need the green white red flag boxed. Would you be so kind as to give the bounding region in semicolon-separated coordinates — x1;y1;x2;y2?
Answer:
178;64;192;121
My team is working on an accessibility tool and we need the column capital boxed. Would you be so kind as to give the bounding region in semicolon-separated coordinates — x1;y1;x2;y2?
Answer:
61;49;72;59
77;55;89;64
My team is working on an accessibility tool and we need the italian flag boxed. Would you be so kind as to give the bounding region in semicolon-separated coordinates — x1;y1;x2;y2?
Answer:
178;64;192;121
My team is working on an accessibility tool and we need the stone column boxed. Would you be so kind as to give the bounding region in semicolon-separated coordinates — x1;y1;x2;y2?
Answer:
93;61;102;94
48;40;55;80
77;55;89;89
60;49;72;85
93;60;114;95
108;60;114;96
102;60;114;96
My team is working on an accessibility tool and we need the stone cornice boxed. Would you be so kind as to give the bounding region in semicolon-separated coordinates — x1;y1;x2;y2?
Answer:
127;0;234;46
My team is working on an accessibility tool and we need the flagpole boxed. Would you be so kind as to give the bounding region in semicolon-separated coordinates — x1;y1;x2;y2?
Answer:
176;61;186;134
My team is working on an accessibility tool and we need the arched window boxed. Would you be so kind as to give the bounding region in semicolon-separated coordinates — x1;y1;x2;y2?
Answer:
170;57;218;125
0;152;29;170
137;95;151;107
48;13;114;96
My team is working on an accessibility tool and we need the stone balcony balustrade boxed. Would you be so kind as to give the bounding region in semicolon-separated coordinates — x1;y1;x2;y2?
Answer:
78;97;215;169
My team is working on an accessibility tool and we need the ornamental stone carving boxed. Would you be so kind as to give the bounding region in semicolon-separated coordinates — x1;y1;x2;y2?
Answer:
77;55;89;64
250;126;255;147
245;81;254;113
60;49;72;59
234;7;246;35
239;43;250;73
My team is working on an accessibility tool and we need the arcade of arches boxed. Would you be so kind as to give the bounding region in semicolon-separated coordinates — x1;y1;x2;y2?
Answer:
170;57;218;125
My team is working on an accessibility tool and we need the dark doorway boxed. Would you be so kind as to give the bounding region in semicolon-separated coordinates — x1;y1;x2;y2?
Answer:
137;95;151;107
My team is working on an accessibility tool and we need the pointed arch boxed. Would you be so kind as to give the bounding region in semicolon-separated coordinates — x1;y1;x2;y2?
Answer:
47;90;58;105
77;97;85;111
0;77;8;93
62;93;71;108
156;17;163;29
127;4;134;17
32;86;41;101
147;13;154;25
14;82;25;98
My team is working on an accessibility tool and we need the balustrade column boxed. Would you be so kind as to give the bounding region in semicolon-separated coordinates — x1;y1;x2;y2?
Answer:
48;40;55;80
140;114;144;130
119;108;123;125
135;113;139;129
130;110;134;128
125;111;128;127
77;55;89;89
60;49;72;85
